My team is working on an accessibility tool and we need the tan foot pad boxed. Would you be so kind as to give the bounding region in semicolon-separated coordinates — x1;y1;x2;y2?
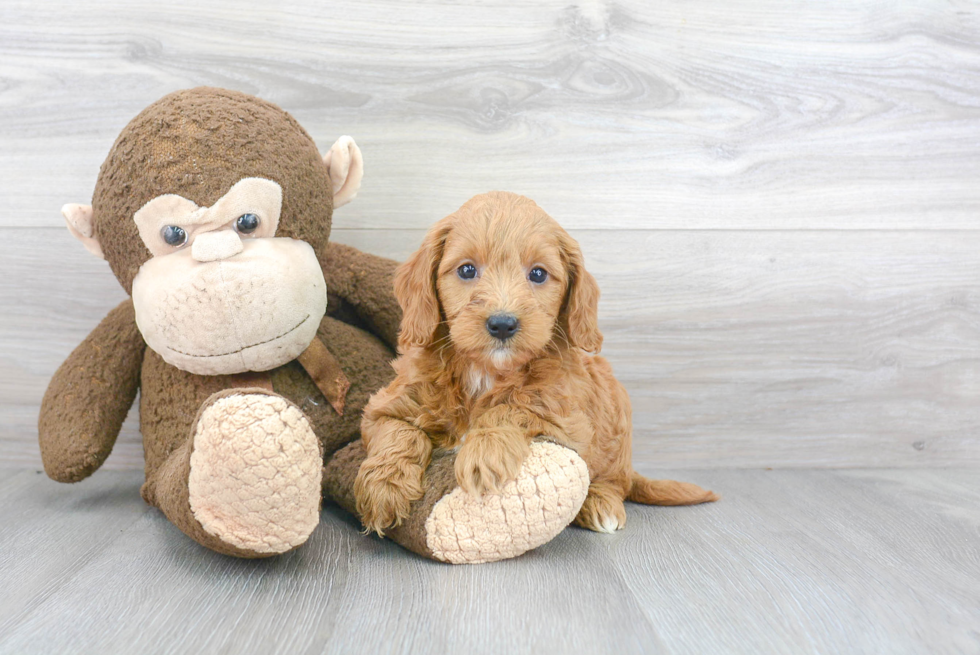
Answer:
425;441;589;564
188;394;322;555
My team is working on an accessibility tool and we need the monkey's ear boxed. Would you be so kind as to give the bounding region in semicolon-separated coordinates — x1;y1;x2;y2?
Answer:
322;136;363;209
62;203;104;259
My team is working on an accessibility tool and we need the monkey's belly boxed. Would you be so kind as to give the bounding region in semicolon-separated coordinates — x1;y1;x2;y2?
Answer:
271;317;396;457
139;316;395;478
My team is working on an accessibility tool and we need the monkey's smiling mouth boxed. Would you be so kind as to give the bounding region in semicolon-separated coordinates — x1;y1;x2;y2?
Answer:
169;314;312;358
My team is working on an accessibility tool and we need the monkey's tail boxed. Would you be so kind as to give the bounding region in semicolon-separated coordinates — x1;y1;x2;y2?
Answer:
627;472;720;506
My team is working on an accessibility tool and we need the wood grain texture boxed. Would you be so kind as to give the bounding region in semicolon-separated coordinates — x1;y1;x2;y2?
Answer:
1;468;977;654
0;469;152;638
4;227;978;469
2;1;980;230
4;3;979;654
2;0;980;470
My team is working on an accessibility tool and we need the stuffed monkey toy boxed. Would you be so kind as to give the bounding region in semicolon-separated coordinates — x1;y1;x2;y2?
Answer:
39;87;590;563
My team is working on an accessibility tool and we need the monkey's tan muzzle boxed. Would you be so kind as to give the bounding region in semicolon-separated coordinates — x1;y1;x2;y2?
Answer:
132;237;327;375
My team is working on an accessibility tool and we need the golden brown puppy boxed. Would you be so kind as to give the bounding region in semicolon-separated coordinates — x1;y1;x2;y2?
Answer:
355;192;717;536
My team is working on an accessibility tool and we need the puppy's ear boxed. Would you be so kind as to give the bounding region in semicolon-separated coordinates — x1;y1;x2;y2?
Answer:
394;216;453;351
559;232;603;353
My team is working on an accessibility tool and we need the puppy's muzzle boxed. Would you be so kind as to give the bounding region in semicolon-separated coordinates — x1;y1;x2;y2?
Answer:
486;313;520;341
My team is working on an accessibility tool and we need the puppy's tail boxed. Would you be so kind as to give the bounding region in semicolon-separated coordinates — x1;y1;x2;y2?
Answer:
627;472;719;506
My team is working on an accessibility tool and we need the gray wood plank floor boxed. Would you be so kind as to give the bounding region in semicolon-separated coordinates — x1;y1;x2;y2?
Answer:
2;467;978;655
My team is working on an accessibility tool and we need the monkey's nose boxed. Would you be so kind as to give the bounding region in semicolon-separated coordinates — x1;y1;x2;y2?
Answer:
191;229;244;262
486;313;520;341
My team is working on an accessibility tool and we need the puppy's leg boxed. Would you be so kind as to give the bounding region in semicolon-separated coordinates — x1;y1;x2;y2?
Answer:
455;405;536;496
355;417;432;536
579;364;717;531
574;480;629;533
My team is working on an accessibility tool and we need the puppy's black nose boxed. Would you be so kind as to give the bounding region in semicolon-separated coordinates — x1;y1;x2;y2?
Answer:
486;313;520;341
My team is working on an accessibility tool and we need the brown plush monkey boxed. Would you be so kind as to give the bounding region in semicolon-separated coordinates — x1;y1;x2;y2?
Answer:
39;87;590;562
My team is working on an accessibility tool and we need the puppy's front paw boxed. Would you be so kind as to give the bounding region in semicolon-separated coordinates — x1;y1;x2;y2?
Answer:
354;457;425;537
454;429;530;496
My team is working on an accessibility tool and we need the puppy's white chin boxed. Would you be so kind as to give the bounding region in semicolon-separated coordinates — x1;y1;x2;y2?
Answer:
489;348;514;370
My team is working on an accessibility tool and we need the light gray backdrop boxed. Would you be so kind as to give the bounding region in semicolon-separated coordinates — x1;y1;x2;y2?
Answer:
2;0;979;469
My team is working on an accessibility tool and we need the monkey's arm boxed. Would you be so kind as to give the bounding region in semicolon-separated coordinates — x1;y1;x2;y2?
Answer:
321;241;401;350
38;299;146;482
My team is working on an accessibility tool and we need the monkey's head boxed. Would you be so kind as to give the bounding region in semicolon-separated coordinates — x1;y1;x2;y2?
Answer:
63;87;363;375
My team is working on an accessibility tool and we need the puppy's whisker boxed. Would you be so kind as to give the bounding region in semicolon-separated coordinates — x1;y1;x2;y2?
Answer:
550;324;570;367
431;332;452;350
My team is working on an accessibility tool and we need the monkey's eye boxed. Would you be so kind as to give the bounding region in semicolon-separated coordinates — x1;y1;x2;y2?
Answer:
161;225;187;247
529;267;548;284
235;213;260;234
457;263;477;280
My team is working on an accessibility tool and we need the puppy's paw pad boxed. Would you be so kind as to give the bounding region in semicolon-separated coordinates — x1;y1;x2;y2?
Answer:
188;393;322;555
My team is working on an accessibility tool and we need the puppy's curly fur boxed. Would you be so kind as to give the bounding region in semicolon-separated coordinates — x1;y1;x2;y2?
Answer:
355;192;717;536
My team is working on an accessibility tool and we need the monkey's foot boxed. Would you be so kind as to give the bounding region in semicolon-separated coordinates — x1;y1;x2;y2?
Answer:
325;439;590;564
187;391;322;556
424;441;589;563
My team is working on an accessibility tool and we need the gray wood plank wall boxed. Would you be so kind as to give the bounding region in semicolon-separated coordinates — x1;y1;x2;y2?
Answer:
2;0;979;469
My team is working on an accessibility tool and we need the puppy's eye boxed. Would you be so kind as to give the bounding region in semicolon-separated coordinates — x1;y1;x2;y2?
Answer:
457;263;477;280
161;225;187;247
235;213;260;234
528;267;548;284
